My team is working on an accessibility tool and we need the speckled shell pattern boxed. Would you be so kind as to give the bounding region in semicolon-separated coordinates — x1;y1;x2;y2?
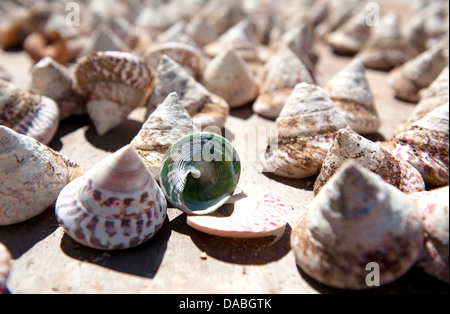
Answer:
325;58;380;134
291;162;424;290
313;129;426;196
146;55;229;130
0;242;12;294
261;83;349;179
55;146;167;250
0;126;84;226
380;104;449;187
1;79;59;145
408;186;449;283
74;51;154;135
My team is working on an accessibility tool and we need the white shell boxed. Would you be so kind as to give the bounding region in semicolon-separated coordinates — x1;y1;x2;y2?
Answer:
0;242;11;294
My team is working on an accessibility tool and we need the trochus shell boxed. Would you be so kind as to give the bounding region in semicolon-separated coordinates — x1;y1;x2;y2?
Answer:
0;126;84;225
0;242;11;294
291;162;424;290
159;132;241;215
55;145;167;250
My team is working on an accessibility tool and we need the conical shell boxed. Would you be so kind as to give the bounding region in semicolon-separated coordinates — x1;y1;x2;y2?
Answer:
314;129;425;195
291;161;424;290
156;21;199;48
185;13;219;48
325;58;380;134
30;56;86;120
201;0;246;37
74;51;154;136
187;184;289;241
131;92;195;180
81;23;131;55
0;242;11;294
201;48;259;108
143;42;208;80
1;79;59;145
380;103;449;187
388;46;447;103
408;186;449;283
159;132;241;215
261;83;349;179
253;47;314;119
357;13;416;71
0;125;84;225
55;145;167;250
146;55;229;130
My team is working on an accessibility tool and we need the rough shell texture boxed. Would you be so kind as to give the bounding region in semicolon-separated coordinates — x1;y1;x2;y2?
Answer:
74;51;154;135
0;242;11;294
314;129;425;195
146;55;229;130
381;104;449;187
131;92;195;180
30;56;86;120
261;83;349;179
253;47;314;120
0;79;59;145
0;126;83;225
201;48;259;108
159;132;241;215
408;186;449;283
325;58;380;134
388;46;447;103
291;162;424;290
55;145;167;250
187;184;289;241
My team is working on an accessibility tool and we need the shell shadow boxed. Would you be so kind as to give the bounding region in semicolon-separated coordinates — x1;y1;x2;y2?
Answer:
0;206;59;259
84;118;142;152
170;212;292;265
229;102;254;120
362;132;386;142
59;217;171;278
48;114;91;151
262;172;315;191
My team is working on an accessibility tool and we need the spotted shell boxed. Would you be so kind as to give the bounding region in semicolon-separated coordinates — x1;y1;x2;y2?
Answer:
55;145;167;250
159;132;241;215
380;103;449;187
291;161;424;290
131;92;195;180
146;55;229;130
0;242;11;294
253;47;314;120
201;47;259;108
0;125;84;225
325;58;380;134
30;56;86;120
0;79;59;145
261;82;349;179
74;51;154;136
408;186;449;283
388;46;447;103
314;129;425;195
187;184;289;242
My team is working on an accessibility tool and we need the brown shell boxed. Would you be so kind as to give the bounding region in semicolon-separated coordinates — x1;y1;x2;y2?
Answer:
23;31;70;64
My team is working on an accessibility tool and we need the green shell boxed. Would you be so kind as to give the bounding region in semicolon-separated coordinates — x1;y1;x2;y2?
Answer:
159;132;241;215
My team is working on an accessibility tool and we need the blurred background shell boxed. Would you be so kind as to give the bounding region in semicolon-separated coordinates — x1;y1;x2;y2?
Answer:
0;242;11;294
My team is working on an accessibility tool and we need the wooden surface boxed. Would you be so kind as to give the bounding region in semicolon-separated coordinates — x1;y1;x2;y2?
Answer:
1;2;449;294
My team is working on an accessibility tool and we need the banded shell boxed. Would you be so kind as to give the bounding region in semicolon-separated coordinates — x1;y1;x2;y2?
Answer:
388;46;447;103
380;103;449;187
408;186;449;283
261;83;349;179
357;13;416;71
0;79;59;145
146;55;229;130
159;132;241;215
30;56;86;120
201;47;259;108
130;92;195;180
23;31;70;64
313;129;425;196
0;242;11;294
55;145;167;250
325;58;380;134
253;47;314;119
187;184;289;241
74;51;154;136
291;161;424;290
0;125;84;225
